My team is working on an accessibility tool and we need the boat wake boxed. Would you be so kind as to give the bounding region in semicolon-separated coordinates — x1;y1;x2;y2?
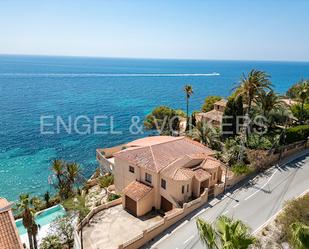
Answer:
0;72;220;77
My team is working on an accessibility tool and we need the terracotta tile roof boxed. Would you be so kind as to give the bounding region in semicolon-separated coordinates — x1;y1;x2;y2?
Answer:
194;168;211;181
197;110;223;123
0;198;23;249
123;181;153;201
114;136;214;172
201;157;222;170
214;99;227;107
172;168;195;181
126;136;182;147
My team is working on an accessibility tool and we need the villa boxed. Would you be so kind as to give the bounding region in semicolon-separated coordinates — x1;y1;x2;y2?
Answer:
196;97;297;128
0;198;23;249
196;99;228;127
97;136;225;217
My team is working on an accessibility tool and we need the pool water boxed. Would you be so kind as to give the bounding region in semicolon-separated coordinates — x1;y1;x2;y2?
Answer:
15;205;67;235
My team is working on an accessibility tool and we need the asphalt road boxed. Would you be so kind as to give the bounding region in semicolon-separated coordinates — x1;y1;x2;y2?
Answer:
147;150;309;249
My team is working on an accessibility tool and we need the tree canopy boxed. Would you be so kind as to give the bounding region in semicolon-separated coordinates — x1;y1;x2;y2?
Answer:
144;106;180;135
201;96;222;112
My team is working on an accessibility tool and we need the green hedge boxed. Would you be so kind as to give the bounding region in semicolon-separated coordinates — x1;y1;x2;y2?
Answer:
285;125;309;144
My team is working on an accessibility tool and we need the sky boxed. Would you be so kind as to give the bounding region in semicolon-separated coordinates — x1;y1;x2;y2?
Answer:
0;0;309;61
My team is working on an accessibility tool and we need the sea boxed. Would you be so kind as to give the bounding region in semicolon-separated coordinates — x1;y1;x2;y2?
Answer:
0;55;309;201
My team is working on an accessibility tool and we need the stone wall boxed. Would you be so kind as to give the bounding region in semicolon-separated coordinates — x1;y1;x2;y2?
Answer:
248;139;309;171
76;197;122;232
118;189;209;249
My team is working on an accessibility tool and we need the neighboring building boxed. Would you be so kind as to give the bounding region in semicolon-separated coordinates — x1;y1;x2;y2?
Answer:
97;136;225;217
281;97;298;107
196;99;227;127
0;198;23;249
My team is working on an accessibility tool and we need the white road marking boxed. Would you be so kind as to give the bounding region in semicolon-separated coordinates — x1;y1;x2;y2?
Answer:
183;235;195;244
192;207;209;219
151;233;172;247
245;169;278;201
173;220;188;233
253;188;309;234
222;210;229;215
233;203;239;208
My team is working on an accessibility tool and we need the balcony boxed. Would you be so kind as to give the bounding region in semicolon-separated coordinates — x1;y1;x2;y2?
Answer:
96;144;126;173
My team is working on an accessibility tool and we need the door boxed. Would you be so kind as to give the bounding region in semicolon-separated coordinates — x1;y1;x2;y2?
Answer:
161;196;173;212
125;196;137;216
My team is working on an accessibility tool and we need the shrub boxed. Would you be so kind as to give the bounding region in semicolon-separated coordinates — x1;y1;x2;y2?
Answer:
49;216;74;249
99;174;114;188
40;235;62;249
108;193;121;202
285;125;309;144
231;163;252;176
291;103;309;121
246;134;273;150
278;194;309;244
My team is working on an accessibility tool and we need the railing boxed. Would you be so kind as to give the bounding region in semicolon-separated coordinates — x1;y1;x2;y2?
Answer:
96;149;115;172
73;230;82;249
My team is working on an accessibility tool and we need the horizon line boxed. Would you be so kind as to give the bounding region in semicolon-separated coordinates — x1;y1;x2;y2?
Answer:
1;53;309;63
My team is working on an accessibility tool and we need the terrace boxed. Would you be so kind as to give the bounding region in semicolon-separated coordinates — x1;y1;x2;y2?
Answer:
96;145;125;173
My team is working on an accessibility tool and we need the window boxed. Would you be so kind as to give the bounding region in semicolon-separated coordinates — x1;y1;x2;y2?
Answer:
187;184;189;192
213;172;216;180
161;179;166;189
129;166;134;173
182;185;185;194
145;173;152;184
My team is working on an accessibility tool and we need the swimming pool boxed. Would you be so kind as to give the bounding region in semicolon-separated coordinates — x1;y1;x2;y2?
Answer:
15;204;67;235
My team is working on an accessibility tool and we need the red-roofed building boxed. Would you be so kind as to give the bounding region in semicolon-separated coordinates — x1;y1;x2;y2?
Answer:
97;136;225;216
0;198;23;249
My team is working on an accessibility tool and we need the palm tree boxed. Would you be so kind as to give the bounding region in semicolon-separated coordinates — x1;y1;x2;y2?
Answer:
64;195;89;249
253;90;287;128
290;222;309;249
296;81;309;123
50;160;83;200
51;159;68;200
196;216;255;249
51;159;64;186
216;216;255;249
190;121;221;150
16;194;39;249
196;218;218;249
235;69;272;115
254;90;284;117
184;85;194;129
44;191;50;208
30;196;42;211
66;162;82;195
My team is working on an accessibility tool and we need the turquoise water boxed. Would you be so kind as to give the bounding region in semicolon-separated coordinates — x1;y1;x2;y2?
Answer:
15;205;66;235
0;55;309;201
